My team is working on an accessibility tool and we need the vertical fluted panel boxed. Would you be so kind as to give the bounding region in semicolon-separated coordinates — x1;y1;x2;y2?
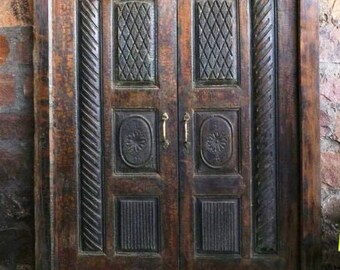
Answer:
199;199;239;253
78;0;103;252
119;199;158;252
252;0;278;254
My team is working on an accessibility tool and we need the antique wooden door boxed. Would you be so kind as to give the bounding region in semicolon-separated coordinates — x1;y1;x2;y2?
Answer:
79;0;178;268
178;0;299;269
35;0;320;269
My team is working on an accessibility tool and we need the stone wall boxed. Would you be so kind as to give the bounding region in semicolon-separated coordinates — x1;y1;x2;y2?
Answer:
0;0;339;269
320;0;340;269
0;0;34;269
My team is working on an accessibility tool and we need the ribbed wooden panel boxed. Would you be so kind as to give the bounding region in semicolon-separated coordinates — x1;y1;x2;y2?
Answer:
118;199;158;252
198;199;240;254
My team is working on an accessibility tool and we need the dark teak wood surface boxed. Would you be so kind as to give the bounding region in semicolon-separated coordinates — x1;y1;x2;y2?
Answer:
34;0;321;269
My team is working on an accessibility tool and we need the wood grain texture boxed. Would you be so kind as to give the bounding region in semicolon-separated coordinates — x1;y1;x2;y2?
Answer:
252;0;278;254
34;0;50;268
50;0;78;268
78;0;103;252
299;0;321;269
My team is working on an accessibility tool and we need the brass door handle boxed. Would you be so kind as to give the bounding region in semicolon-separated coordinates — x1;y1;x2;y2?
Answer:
162;112;170;149
183;112;190;144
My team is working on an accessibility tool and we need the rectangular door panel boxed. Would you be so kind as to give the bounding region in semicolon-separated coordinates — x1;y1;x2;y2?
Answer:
78;0;178;268
178;1;251;268
178;0;299;269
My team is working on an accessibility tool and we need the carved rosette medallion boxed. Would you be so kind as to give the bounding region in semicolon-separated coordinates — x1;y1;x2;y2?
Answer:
120;116;153;168
200;115;233;168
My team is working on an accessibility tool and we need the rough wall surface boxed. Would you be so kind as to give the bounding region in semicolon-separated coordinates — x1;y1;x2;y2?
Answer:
0;0;34;269
320;0;340;269
0;0;338;269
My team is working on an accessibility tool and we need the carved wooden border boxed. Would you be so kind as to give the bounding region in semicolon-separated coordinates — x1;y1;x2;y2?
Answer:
252;0;278;254
34;0;321;268
78;0;104;252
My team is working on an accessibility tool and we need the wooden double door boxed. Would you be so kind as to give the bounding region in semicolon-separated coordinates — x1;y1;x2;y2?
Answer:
48;0;302;269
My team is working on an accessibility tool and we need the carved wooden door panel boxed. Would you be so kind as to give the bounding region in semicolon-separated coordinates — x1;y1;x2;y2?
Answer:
48;0;302;269
178;0;299;269
77;0;178;269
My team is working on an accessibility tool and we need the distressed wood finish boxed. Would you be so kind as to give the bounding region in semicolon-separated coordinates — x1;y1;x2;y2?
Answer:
102;0;178;267
179;0;300;269
179;0;253;269
34;0;50;268
35;0;321;268
252;0;278;254
50;1;78;268
78;0;104;252
299;0;321;269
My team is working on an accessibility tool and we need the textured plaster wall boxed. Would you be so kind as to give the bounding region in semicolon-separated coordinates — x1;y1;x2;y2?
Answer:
0;0;34;269
0;0;338;269
320;0;340;269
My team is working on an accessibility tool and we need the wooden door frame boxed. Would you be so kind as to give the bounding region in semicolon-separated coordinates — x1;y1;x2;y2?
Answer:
33;0;320;269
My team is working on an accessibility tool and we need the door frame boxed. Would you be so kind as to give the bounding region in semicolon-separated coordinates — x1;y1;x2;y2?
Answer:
33;0;320;269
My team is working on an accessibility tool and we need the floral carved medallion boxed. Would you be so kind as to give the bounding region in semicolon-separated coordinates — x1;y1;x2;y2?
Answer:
119;116;153;168
124;130;147;153
200;115;233;168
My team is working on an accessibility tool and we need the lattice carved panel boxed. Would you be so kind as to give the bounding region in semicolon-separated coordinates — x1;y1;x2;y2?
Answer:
115;0;156;84
195;0;238;85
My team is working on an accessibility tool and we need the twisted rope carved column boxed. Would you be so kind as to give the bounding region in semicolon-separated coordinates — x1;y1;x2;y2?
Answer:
78;0;103;252
252;0;278;254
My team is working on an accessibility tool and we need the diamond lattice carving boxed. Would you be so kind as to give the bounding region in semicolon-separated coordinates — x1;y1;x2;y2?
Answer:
196;0;236;82
117;2;155;82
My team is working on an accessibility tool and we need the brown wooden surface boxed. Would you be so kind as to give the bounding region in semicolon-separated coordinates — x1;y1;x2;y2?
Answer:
33;0;50;269
178;0;252;268
49;1;78;269
178;0;299;269
34;0;321;269
299;0;321;269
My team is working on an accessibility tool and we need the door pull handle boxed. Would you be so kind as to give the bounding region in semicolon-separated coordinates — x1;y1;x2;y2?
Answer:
183;112;191;145
162;112;170;149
